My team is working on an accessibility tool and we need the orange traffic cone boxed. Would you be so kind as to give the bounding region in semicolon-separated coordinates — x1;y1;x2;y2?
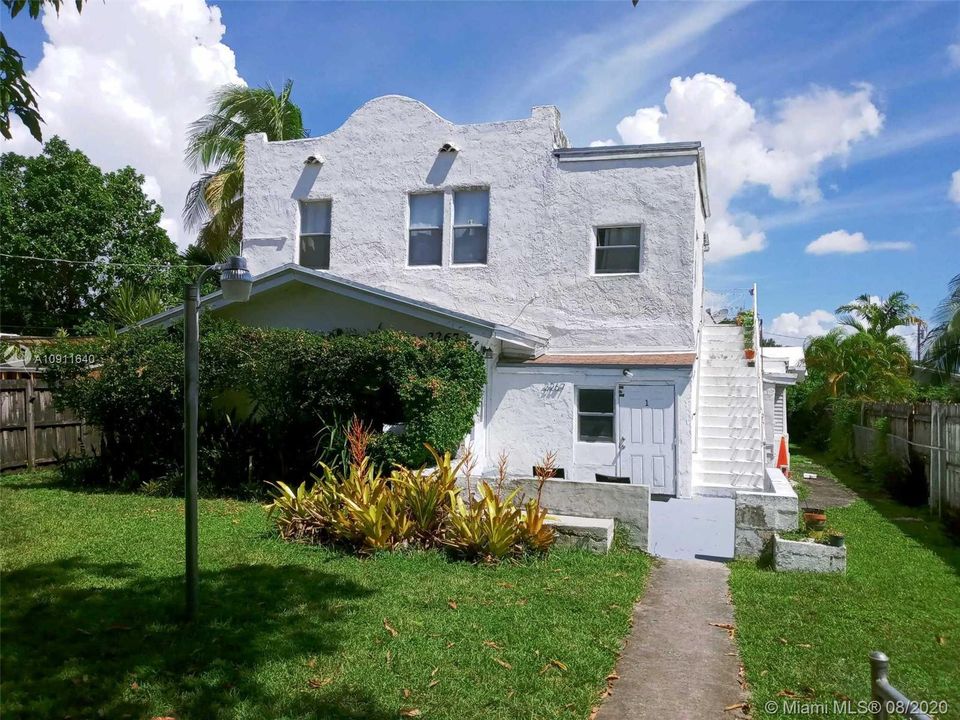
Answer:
775;436;789;473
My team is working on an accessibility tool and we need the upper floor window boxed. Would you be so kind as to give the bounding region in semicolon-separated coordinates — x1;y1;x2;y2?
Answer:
453;189;489;264
299;200;331;269
408;192;443;266
595;225;642;274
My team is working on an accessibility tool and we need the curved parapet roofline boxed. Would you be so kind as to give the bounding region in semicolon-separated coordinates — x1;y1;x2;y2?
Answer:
248;94;561;146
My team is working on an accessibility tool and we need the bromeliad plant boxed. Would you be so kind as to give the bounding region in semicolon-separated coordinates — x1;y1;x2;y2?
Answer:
265;419;557;561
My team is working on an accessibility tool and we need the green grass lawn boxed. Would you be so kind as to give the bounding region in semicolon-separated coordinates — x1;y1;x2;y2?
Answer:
0;471;651;720
730;448;960;720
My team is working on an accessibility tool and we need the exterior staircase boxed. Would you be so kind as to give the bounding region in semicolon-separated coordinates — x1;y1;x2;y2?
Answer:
694;324;764;489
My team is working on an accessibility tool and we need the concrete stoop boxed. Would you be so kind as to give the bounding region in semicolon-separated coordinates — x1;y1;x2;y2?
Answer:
546;514;614;553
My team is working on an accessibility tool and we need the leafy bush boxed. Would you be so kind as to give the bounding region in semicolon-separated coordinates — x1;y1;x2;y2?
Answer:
265;435;556;563
42;319;485;495
828;398;860;460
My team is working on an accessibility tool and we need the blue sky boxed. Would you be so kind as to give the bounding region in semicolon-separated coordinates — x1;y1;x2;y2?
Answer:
6;1;959;344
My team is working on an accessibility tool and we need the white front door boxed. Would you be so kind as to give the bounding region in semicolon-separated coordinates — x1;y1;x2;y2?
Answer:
617;385;676;495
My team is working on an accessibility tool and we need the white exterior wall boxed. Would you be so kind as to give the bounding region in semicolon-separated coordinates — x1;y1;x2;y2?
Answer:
485;364;693;496
242;95;701;352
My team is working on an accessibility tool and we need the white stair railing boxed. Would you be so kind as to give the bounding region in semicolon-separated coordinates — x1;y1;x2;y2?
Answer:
751;283;766;469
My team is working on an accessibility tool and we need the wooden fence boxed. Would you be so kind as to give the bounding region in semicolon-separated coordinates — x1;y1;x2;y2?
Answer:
0;368;98;471
852;402;960;513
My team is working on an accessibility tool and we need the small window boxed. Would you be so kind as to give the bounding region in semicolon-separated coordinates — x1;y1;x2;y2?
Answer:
453;189;489;264
299;200;331;269
408;193;443;266
578;388;615;443
595;226;642;274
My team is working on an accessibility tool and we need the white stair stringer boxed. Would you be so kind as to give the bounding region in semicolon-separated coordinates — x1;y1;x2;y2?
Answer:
694;324;764;489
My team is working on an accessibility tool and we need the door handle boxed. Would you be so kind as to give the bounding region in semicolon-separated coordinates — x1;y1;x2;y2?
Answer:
619;436;626;450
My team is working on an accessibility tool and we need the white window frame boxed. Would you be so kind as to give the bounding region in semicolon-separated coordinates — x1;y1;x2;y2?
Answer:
298;199;332;270
406;191;444;268
451;187;490;267
576;386;617;443
591;224;643;276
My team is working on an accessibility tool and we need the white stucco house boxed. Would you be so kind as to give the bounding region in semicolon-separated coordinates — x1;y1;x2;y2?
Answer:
146;95;798;558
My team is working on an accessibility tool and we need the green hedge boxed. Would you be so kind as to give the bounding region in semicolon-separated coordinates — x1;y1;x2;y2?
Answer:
42;319;486;494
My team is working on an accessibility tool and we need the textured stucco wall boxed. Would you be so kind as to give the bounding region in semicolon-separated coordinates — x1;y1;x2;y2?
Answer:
241;95;701;352
484;364;693;494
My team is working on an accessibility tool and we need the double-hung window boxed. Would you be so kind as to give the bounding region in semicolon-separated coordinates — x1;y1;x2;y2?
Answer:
299;200;331;269
578;388;615;443
453;189;489;264
408;192;444;266
595;225;642;274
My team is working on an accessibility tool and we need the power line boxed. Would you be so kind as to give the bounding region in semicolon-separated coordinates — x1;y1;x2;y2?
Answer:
0;252;204;270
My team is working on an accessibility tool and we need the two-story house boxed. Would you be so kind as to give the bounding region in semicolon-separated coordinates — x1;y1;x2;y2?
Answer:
148;96;798;559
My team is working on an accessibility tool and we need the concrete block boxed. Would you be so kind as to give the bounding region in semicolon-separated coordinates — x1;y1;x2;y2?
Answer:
732;467;800;558
546;514;614;553
457;476;649;550
734;527;767;558
772;535;846;574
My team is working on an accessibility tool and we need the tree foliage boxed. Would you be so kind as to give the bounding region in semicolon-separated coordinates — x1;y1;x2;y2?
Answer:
922;273;960;381
789;289;920;449
804;328;913;403
43;321;486;495
1;0;84;141
0;137;190;334
835;291;919;338
183;81;306;262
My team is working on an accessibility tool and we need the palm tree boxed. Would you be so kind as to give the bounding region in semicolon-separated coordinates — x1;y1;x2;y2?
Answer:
835;291;919;338
183;80;306;262
805;328;912;402
923;273;960;379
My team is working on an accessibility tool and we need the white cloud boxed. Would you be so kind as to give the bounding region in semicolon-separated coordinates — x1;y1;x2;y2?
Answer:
598;73;883;262
950;170;960;204
949;43;960;70
517;2;749;137
769;310;839;345
805;229;912;255
1;0;244;248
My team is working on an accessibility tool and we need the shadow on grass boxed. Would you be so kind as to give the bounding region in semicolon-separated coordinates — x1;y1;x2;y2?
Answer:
1;557;392;720
797;445;960;577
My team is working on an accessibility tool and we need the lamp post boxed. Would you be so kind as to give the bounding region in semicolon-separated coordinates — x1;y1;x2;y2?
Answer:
183;256;253;621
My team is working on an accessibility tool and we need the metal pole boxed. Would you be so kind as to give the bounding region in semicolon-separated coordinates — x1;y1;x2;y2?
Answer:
184;282;200;621
870;651;889;720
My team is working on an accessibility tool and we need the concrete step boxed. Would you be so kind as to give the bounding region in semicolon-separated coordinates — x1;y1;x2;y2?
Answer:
698;423;760;442
697;433;763;452
696;458;762;473
699;447;763;462
703;343;744;352
545;514;613;553
696;470;765;488
700;410;760;422
699;389;758;400
702;326;742;336
700;370;757;380
700;395;759;408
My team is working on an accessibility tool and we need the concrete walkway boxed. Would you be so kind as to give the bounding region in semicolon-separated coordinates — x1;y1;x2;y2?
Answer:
800;472;857;511
595;559;748;720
